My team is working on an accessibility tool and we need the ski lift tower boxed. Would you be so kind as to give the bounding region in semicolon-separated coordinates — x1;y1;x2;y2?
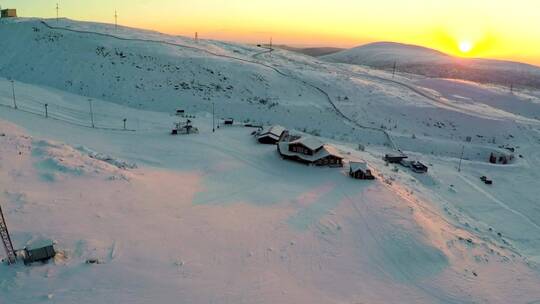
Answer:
0;204;16;264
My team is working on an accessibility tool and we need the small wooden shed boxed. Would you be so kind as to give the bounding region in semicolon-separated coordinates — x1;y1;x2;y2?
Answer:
257;125;287;144
349;161;375;180
23;244;56;265
384;153;408;164
411;161;428;173
1;9;17;18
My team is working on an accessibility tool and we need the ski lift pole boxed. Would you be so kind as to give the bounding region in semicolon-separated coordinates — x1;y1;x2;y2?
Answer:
88;99;95;128
212;102;215;133
458;145;465;172
11;80;17;110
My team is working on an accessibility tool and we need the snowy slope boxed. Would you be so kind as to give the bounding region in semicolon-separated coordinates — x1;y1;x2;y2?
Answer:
1;18;540;303
1;87;540;303
323;42;540;88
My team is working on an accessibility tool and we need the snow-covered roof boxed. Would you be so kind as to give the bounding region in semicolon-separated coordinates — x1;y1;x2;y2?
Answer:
289;136;324;151
279;142;343;162
258;125;286;139
349;161;369;172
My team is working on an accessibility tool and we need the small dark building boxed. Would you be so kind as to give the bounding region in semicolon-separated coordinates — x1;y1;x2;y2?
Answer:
410;161;428;173
223;118;234;125
480;176;493;185
349;161;375;180
384;153;408;164
171;120;198;135
257;125;287;144
175;109;185;116
24;244;56;265
1;9;17;18
489;153;497;164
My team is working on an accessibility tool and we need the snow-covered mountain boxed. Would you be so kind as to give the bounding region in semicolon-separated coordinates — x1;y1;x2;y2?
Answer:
323;42;540;88
2;18;540;304
276;45;345;57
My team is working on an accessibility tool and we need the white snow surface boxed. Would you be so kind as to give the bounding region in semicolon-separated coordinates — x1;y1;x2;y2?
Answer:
1;18;540;303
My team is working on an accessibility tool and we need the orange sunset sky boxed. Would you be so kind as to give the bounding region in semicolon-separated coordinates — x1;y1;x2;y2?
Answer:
4;0;540;66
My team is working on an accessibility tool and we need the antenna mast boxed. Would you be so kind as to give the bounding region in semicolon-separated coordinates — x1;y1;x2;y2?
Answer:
56;3;59;23
0;204;17;265
114;10;118;30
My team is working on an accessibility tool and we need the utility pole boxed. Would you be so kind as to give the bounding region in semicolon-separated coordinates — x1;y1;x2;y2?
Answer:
44;104;48;118
458;145;465;172
56;3;59;23
392;61;397;78
0;204;17;265
10;80;17;109
195;32;198;43
88;99;95;128
123;118;127;130
269;37;273;49
212;102;215;133
114;10;118;30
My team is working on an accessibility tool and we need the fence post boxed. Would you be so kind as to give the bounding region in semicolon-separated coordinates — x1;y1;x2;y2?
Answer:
88;99;95;128
458;145;465;172
44;104;48;118
11;80;17;110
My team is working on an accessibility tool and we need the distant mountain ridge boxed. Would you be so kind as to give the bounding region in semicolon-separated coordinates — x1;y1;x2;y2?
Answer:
323;42;540;89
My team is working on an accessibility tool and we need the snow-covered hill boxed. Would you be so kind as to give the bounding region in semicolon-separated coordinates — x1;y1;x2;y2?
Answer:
1;18;540;304
276;45;345;57
323;42;540;88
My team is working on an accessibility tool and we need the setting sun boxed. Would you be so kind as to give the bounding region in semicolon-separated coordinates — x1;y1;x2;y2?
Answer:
459;41;473;54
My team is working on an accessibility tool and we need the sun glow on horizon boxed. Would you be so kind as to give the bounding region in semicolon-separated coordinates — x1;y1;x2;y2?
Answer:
4;0;540;66
458;41;474;54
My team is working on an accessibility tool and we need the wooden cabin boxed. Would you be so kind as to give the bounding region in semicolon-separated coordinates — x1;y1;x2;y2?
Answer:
1;9;17;18
349;161;375;180
277;136;343;167
257;125;287;144
23;244;55;265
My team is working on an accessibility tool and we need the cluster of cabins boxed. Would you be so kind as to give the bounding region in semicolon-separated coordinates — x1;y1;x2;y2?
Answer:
256;125;375;180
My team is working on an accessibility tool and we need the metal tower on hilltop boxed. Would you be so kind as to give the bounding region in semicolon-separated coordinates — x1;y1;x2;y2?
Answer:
0;204;16;265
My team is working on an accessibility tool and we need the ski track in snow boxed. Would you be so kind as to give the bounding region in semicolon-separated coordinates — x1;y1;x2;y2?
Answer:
458;174;540;232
